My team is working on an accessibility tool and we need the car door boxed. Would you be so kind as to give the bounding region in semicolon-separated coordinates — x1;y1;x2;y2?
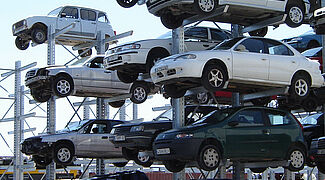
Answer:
232;38;269;80
220;0;267;7
266;39;298;83
110;71;132;94
184;27;214;52
225;108;269;159
80;8;97;39
56;7;81;36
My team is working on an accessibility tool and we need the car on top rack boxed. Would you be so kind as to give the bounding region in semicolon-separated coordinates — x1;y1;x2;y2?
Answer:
150;36;324;100
12;5;115;55
104;26;231;83
25;55;157;107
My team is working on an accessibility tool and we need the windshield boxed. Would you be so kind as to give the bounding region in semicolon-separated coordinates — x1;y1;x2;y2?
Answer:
157;31;172;39
300;113;322;125
193;108;233;125
154;108;173;121
302;47;322;57
66;56;91;66
48;7;63;16
213;37;244;50
60;120;89;132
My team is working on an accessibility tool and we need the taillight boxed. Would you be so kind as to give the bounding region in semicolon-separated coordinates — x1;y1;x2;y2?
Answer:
114;31;117;35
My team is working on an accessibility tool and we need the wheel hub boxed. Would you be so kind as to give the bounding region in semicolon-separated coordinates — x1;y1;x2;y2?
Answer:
203;148;219;167
133;87;146;101
208;69;224;88
35;32;45;42
290;150;304;168
57;80;71;95
289;7;303;24
294;79;308;96
57;147;71;162
198;0;215;12
138;153;150;163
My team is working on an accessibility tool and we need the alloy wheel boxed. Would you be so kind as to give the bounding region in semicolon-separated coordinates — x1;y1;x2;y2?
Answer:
198;0;215;13
138;153;150;163
56;80;71;95
57;147;71;163
294;79;308;97
290;150;304;168
133;87;146;101
208;68;224;88
288;7;303;24
203;147;219;168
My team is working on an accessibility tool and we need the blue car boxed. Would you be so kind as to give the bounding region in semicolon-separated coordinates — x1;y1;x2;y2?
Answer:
283;30;322;52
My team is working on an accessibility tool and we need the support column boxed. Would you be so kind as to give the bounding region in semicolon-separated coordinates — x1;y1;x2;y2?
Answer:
133;103;138;120
232;162;245;180
96;98;106;175
83;98;89;120
321;0;325;178
13;61;23;180
119;105;126;120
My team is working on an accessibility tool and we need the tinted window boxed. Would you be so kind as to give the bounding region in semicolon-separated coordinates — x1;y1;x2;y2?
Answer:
85;122;108;134
81;9;96;21
300;113;323;125
214;37;244;50
266;39;294;56
185;27;208;40
98;12;108;23
237;38;266;53
89;57;104;68
61;7;78;19
302;47;322;57
231;109;264;126
210;29;229;41
266;110;293;126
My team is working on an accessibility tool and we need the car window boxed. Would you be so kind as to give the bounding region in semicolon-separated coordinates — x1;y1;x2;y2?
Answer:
60;7;78;19
184;27;208;41
88;57;104;68
214;37;244;50
302;47;322;57
236;38;266;54
231;109;264;127
266;110;293;126
98;12;108;23
81;9;96;21
210;29;229;41
48;7;63;17
266;39;294;56
300;113;323;125
85;122;108;134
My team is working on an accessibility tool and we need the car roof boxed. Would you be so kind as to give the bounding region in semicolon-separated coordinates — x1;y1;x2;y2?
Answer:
61;5;107;14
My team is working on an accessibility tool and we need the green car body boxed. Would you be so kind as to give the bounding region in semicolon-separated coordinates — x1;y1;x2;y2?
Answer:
153;106;307;172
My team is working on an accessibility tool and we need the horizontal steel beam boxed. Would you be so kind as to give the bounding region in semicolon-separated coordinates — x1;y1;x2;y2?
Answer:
8;128;36;135
0;112;36;122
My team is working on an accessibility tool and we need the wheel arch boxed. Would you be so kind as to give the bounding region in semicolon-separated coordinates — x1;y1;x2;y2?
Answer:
197;138;224;159
307;40;320;49
286;141;307;159
53;140;75;153
54;72;75;86
146;47;170;63
291;70;312;85
201;59;229;81
31;22;48;33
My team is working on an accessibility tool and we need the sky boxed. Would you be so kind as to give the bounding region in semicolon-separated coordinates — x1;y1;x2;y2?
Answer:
0;0;317;156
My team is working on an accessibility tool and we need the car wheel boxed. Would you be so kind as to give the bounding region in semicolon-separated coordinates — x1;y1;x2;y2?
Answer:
53;76;73;97
248;27;268;37
201;65;227;92
301;97;318;112
31;28;47;44
130;82;149;104
78;49;92;57
196;92;210;104
317;163;325;174
30;89;51;103
117;71;138;83
285;3;304;28
289;74;310;100
251;97;272;106
306;157;316;167
134;153;153;167
113;162;128;167
194;0;217;14
163;160;186;173
116;0;138;8
307;41;320;49
53;143;74;165
250;168;267;173
109;100;125;108
146;49;170;72
163;84;186;98
197;144;221;171
32;155;52;167
161;13;183;29
122;147;137;160
286;146;306;171
15;36;30;50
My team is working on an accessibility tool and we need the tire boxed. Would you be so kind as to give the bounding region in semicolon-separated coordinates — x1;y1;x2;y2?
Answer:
317;163;325;174
31;28;47;44
134;153;153;167
251;97;272;106
196;92;210;104
122;147;137;160
161;13;183;29
201;65;227;92
163;84;186;98
250;168;267;173
146;49;170;72
197;144;221;171
289;74;310;100
53;76;73;97
53;143;74;165
117;71;138;83
285;3;304;28
307;41;320;49
163;160;186;173
109;100;125;108
130;82;149;104
301;97;318;112
32;155;52;167
78;49;92;57
113;162;128;167
15;36;30;50
116;0;138;8
286;146;306;171
30;89;51;103
306;157;316;167
194;0;217;15
248;27;268;37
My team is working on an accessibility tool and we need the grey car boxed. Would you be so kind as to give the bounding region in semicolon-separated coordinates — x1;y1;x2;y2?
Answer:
25;55;156;107
21;119;128;167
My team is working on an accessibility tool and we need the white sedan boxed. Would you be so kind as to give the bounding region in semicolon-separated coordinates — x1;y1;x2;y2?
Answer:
151;37;324;99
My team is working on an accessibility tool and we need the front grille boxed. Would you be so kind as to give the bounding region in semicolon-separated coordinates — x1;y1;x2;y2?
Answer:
114;126;132;134
157;72;164;78
25;70;37;79
318;139;325;149
14;20;24;29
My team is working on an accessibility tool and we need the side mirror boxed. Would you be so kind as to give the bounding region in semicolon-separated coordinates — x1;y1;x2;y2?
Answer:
60;12;67;18
228;121;239;127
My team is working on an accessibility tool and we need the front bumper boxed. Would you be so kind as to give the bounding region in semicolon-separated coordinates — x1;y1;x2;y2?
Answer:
21;139;50;156
104;49;148;70
25;76;49;87
110;133;153;150
153;138;202;161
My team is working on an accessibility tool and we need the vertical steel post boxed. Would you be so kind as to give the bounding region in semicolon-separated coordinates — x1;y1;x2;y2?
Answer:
320;0;325;179
133;103;138;120
13;61;23;180
46;25;56;180
83;98;90;120
119;105;126;120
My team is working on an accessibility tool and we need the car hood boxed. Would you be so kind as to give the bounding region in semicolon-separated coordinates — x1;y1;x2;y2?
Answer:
161;123;207;134
110;38;170;49
115;120;171;128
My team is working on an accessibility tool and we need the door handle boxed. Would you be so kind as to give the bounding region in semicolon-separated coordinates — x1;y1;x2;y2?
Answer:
91;22;96;25
291;60;296;63
75;20;80;22
262;129;270;135
203;44;209;47
261;58;267;61
104;71;111;73
102;136;108;139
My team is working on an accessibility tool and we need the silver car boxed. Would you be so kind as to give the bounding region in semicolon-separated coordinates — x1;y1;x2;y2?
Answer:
21;119;128;167
25;55;156;106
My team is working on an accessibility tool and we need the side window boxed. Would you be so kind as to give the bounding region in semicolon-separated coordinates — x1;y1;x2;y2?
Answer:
231;109;264;127
87;123;108;134
266;110;293;126
236;39;266;53
98;13;108;23
60;7;78;19
184;27;208;41
89;57;104;68
210;29;228;41
81;9;96;21
266;39;294;56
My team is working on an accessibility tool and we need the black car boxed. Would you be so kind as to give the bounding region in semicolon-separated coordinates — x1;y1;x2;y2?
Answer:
310;137;325;173
301;113;324;147
109;105;218;167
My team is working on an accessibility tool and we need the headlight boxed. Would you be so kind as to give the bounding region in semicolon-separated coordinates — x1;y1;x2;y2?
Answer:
121;44;141;51
176;133;193;139
110;128;116;134
175;54;196;61
130;125;144;132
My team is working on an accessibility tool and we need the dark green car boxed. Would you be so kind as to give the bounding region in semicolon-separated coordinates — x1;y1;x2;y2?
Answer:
153;106;307;173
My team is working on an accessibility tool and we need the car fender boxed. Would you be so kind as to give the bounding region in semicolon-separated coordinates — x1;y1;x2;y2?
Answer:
25;16;57;30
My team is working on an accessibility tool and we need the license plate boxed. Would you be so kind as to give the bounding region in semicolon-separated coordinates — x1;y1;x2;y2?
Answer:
156;148;170;155
155;65;168;72
318;149;325;154
114;135;125;141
